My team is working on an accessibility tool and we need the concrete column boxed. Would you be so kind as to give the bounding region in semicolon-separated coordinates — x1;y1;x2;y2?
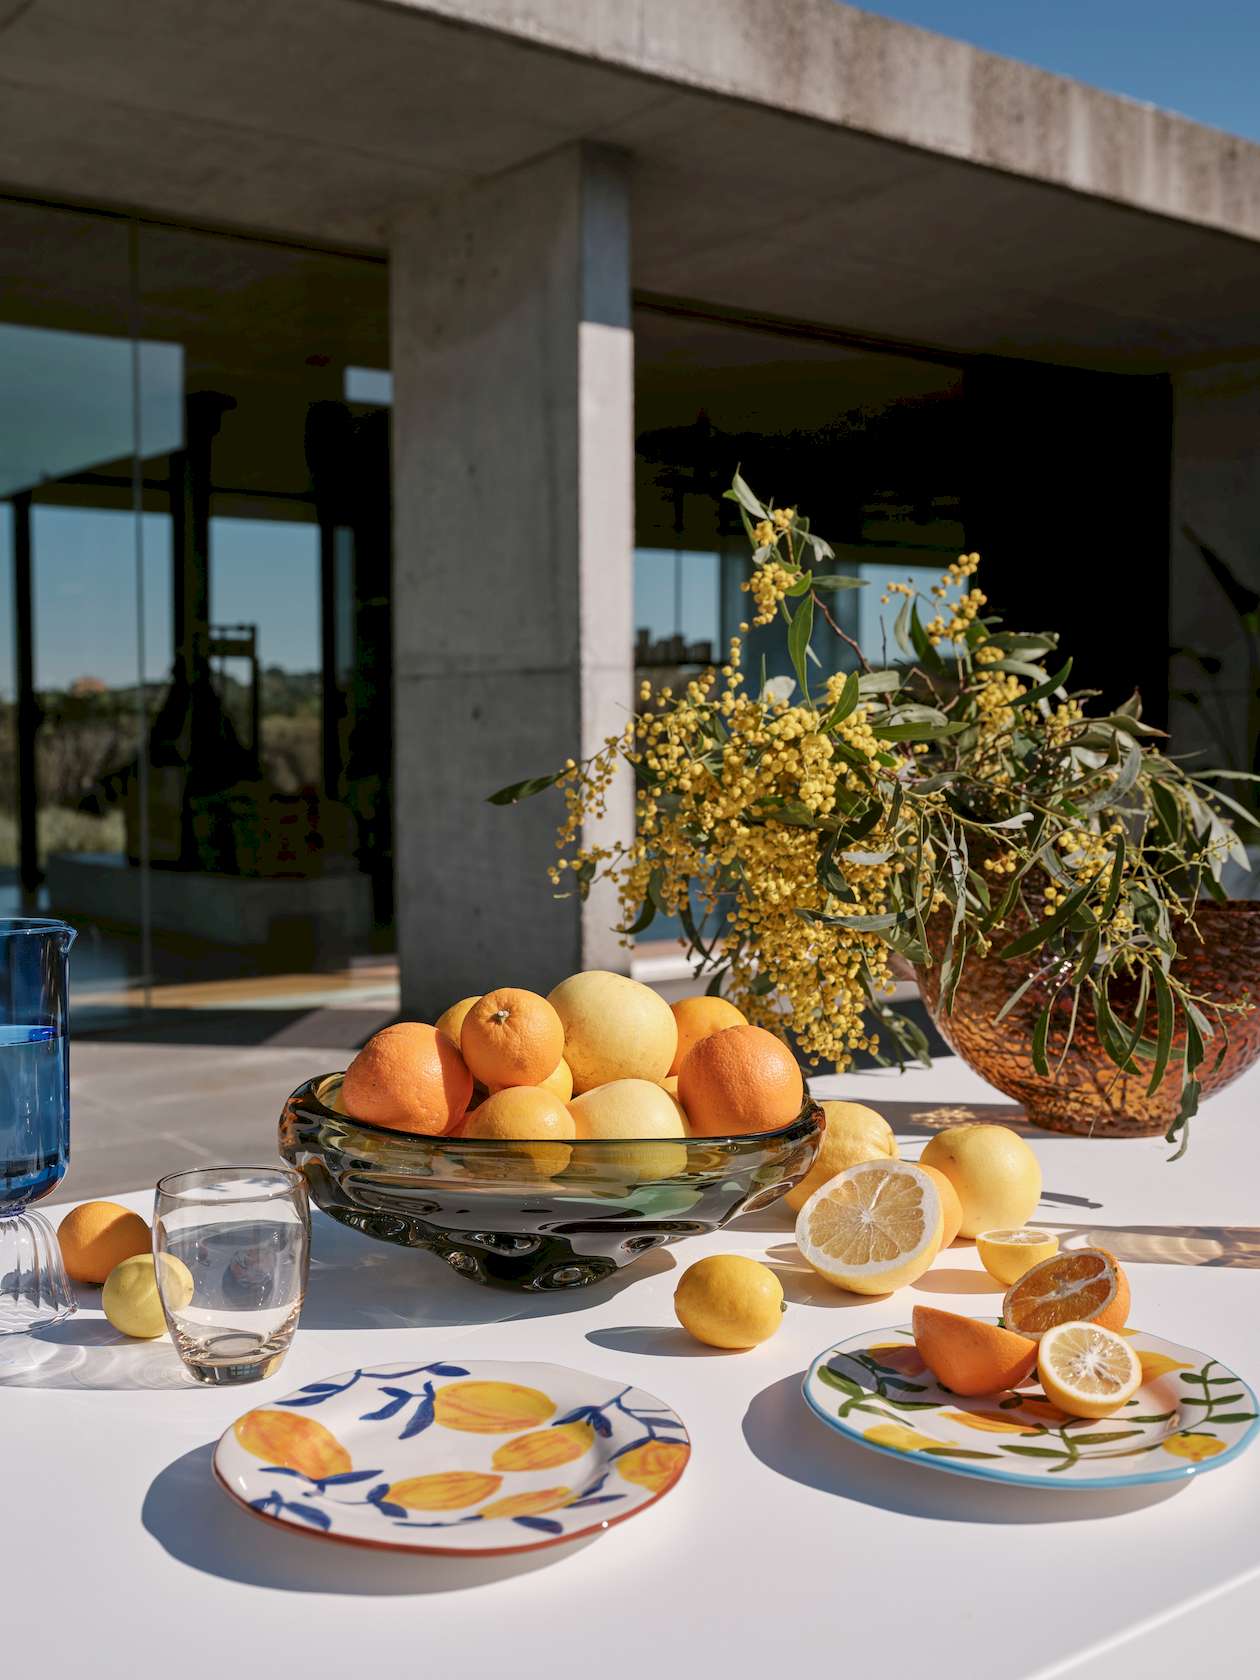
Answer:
1169;360;1260;774
391;143;634;1017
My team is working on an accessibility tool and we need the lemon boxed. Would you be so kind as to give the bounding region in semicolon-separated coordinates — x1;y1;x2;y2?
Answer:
795;1160;943;1294
102;1252;194;1339
1037;1320;1142;1418
919;1123;1041;1238
784;1100;897;1213
976;1227;1059;1285
674;1254;784;1348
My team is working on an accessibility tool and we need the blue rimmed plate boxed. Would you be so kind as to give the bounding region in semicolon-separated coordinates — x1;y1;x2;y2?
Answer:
214;1358;690;1555
803;1322;1259;1491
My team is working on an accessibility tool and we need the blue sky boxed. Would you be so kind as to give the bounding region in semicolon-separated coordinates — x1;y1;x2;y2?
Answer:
856;3;1260;140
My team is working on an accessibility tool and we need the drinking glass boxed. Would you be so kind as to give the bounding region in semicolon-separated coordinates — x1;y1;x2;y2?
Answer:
154;1166;309;1385
0;918;77;1338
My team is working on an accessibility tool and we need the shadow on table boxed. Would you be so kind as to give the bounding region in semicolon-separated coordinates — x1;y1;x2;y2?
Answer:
0;1315;194;1390
296;1211;676;1333
743;1372;1187;1525
143;1443;597;1594
586;1325;736;1358
1056;1223;1260;1268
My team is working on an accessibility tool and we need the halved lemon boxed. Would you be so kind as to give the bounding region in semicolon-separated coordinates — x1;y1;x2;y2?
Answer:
795;1160;943;1295
1002;1247;1129;1340
976;1227;1059;1286
1037;1320;1142;1418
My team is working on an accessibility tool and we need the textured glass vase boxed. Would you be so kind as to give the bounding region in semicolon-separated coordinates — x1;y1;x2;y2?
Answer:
0;920;78;1336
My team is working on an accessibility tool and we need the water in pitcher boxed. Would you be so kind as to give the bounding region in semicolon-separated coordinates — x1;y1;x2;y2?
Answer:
160;1218;306;1383
0;1026;69;1213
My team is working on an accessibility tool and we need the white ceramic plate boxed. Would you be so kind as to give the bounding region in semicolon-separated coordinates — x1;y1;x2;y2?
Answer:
214;1358;690;1554
804;1321;1259;1490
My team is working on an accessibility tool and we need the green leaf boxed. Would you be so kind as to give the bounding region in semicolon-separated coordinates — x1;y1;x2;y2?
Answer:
808;574;867;591
826;670;860;728
787;592;814;702
1165;1075;1200;1160
893;592;916;658
1022;661;1079;710
1031;998;1054;1077
725;471;765;519
874;719;969;742
486;771;563;805
909;604;947;675
619;896;656;936
704;966;729;998
997;882;1093;959
858;669;902;695
1206;1412;1259;1424
1098;833;1126;924
1147;966;1175;1096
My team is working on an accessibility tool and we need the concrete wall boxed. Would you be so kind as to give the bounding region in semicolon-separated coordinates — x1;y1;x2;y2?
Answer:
390;143;634;1017
393;0;1260;244
1170;362;1260;779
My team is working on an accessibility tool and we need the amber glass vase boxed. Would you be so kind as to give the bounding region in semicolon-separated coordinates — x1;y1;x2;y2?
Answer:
915;901;1260;1136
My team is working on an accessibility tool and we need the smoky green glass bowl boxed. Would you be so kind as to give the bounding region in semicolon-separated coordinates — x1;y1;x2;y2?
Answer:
279;1073;822;1291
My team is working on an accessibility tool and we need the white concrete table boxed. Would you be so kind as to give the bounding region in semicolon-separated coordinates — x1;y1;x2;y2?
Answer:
5;1057;1258;1680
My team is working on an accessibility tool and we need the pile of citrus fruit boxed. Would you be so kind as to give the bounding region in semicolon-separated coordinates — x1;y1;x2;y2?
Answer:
56;1198;193;1339
337;973;806;1149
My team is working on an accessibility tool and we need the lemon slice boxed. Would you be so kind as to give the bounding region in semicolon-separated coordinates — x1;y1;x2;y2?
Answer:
1037;1320;1142;1418
976;1227;1059;1286
795;1160;943;1294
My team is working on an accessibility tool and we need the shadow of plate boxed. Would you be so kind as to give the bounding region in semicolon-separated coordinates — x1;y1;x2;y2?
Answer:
143;1444;598;1594
743;1371;1185;1525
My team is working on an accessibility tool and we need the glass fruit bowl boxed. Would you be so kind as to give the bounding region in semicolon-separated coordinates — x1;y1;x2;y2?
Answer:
279;1074;822;1291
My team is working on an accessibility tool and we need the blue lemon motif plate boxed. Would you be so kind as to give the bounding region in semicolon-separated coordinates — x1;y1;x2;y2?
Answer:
804;1322;1260;1491
214;1358;690;1555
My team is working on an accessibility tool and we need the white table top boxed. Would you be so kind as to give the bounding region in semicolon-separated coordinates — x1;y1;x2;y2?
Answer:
6;1056;1259;1680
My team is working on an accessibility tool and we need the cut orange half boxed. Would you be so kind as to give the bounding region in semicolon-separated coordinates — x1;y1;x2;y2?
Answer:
795;1160;943;1295
1002;1247;1129;1341
1037;1321;1141;1418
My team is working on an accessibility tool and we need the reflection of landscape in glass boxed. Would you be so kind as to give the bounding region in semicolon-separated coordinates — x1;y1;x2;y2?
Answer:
209;516;320;796
0;508;322;869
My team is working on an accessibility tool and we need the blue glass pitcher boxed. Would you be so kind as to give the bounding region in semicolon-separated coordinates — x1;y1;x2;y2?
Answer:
0;919;77;1335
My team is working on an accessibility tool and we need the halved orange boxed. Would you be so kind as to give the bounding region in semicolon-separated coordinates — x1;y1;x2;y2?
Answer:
1002;1247;1129;1341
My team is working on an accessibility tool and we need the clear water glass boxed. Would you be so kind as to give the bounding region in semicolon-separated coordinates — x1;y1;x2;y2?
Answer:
0;919;77;1340
154;1166;309;1385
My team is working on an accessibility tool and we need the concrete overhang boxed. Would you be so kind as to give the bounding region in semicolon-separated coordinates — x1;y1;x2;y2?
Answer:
3;0;1260;371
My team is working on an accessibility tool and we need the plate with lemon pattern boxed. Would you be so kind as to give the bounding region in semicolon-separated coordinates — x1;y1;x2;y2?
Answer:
215;1359;690;1554
804;1323;1259;1491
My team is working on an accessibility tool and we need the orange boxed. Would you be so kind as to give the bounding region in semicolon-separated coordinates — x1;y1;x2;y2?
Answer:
461;988;565;1088
917;1163;963;1248
667;995;748;1075
1002;1247;1130;1341
489;1058;573;1103
57;1201;151;1284
912;1305;1038;1396
463;1086;575;1175
434;995;480;1045
341;1021;472;1136
678;1024;804;1137
463;1085;574;1141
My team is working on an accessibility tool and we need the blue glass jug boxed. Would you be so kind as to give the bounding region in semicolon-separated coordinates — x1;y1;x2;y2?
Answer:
0;919;77;1335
